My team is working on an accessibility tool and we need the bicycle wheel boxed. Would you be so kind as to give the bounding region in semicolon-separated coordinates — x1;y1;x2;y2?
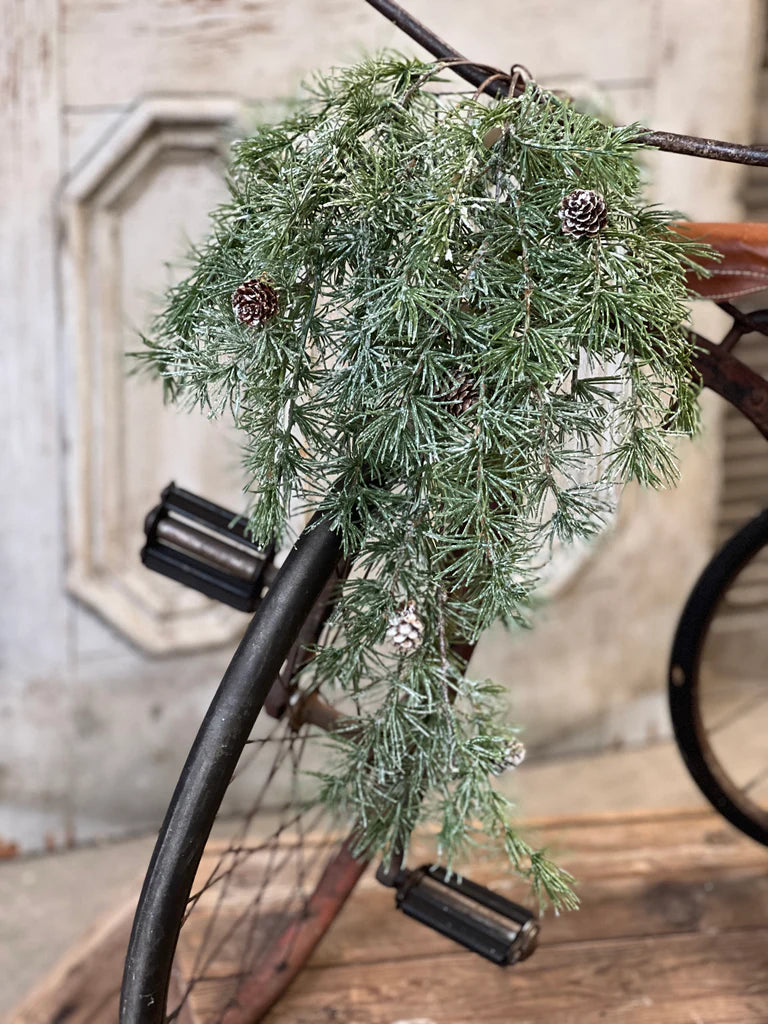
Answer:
120;511;363;1024
669;508;768;846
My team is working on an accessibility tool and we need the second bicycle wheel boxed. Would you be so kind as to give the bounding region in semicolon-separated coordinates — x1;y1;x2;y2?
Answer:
669;508;768;846
120;513;371;1024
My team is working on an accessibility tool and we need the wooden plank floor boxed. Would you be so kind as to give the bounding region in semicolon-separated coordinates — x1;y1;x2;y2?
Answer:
10;809;768;1024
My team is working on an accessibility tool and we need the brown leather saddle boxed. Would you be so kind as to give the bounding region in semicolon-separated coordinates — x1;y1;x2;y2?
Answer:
675;222;768;300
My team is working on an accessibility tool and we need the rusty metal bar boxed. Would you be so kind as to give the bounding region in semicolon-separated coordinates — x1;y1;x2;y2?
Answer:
363;0;768;167
693;333;768;443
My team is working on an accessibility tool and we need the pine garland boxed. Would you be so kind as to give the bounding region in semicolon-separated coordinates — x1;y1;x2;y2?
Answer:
141;54;710;909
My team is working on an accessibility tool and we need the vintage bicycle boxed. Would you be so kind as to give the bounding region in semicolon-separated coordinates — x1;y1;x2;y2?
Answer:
119;4;768;1022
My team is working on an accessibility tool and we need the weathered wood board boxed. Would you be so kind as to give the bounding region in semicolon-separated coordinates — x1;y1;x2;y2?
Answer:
9;809;768;1024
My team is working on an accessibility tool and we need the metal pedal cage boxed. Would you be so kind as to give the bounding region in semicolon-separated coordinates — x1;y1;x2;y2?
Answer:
141;482;276;611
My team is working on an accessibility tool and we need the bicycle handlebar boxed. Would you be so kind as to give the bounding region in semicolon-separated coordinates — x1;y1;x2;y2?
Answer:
364;0;768;168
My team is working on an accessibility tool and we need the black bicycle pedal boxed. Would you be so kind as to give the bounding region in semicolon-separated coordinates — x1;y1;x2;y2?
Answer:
141;483;275;612
389;863;539;965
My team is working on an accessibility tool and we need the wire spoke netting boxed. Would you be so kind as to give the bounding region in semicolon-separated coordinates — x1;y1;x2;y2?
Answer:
165;678;358;1023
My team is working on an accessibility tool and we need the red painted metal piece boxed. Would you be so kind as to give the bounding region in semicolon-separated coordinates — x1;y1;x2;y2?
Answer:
220;837;370;1024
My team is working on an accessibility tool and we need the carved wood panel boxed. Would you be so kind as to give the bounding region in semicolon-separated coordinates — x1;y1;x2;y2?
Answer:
62;99;251;652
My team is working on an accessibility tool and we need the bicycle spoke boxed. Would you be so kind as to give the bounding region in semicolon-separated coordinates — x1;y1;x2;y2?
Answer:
706;687;768;736
741;764;768;798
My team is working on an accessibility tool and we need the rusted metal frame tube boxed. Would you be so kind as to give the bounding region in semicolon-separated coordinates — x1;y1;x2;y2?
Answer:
636;131;768;167
219;836;368;1024
718;302;768;345
693;333;768;442
717;321;748;355
363;0;523;98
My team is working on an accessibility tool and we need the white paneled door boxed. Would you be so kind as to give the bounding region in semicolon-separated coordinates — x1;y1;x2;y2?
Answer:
1;0;762;851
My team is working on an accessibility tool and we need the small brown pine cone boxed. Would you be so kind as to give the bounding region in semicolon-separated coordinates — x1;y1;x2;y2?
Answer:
490;738;526;775
385;602;425;655
232;278;279;326
442;370;479;417
559;189;608;238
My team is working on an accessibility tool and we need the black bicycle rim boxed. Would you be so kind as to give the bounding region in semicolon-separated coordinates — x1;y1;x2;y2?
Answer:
669;507;768;846
120;513;344;1023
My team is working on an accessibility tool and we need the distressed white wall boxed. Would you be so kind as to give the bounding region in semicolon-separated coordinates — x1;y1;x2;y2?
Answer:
0;0;764;852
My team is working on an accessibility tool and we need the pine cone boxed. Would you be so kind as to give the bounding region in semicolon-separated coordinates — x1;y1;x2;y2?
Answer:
490;738;526;775
232;278;279;326
559;189;608;238
385;602;425;655
442;370;479;417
